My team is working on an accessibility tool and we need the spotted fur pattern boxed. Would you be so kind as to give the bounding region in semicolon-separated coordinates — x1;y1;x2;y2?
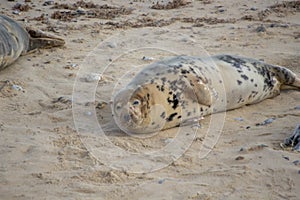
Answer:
113;55;300;134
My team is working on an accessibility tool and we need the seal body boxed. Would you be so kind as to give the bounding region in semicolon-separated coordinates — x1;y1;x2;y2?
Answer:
0;15;65;70
0;15;30;69
113;55;300;134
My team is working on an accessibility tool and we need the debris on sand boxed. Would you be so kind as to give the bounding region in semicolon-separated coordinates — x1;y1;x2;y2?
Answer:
102;16;236;29
255;118;275;126
50;1;132;21
12;3;31;12
281;124;300;151
258;1;300;20
151;0;191;10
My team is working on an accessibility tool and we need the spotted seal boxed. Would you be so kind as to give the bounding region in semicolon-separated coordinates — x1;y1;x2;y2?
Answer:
0;15;65;70
112;55;300;136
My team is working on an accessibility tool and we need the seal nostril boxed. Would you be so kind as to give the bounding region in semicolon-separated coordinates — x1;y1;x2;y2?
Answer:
124;114;130;122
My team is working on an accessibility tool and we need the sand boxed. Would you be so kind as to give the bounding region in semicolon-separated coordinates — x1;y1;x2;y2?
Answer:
0;0;299;199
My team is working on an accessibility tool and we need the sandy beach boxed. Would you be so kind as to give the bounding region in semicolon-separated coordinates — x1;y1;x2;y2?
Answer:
0;0;299;199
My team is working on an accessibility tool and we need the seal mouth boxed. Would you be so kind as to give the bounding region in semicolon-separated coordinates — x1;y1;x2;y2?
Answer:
118;103;143;127
127;104;143;125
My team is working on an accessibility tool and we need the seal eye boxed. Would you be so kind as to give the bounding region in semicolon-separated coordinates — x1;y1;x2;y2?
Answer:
132;99;140;106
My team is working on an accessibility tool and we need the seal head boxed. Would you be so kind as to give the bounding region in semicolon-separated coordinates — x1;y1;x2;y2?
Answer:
113;83;172;134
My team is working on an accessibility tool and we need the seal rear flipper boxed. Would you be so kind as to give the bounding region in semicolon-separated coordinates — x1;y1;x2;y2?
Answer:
290;77;300;89
280;76;300;90
26;28;65;52
269;65;300;90
28;38;65;52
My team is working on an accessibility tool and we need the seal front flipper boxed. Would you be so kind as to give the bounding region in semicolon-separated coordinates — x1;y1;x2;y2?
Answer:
183;74;212;107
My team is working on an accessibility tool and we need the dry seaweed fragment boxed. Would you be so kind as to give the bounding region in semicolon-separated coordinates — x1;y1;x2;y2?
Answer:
151;0;191;10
